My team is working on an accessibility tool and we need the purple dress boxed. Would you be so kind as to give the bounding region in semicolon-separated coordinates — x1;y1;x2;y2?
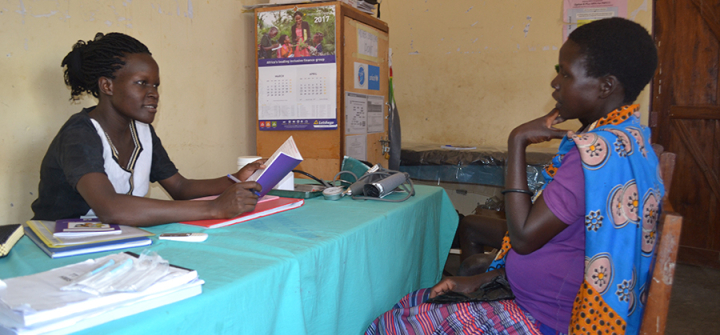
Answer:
506;146;585;332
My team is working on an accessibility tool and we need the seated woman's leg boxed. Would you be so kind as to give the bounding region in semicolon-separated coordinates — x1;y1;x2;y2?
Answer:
457;215;507;276
457;253;497;276
458;215;506;260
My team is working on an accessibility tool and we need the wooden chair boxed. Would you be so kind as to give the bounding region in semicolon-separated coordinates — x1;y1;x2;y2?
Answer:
640;149;683;335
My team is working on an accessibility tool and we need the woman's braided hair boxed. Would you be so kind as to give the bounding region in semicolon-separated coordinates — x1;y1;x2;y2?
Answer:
61;32;151;101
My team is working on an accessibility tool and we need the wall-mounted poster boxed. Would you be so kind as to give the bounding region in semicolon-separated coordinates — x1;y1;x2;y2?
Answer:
563;0;627;41
257;6;338;131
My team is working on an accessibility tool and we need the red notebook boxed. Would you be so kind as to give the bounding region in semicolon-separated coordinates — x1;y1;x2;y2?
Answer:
181;197;304;229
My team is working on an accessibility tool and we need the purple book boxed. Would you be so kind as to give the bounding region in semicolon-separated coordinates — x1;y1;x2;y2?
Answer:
53;218;121;238
248;136;303;197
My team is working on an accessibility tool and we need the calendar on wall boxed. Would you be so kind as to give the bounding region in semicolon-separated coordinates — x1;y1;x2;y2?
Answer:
256;5;338;131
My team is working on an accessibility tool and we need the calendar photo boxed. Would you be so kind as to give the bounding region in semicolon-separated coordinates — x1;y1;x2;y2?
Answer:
256;5;336;66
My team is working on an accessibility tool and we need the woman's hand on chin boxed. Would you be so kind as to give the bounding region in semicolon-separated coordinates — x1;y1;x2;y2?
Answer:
509;109;569;147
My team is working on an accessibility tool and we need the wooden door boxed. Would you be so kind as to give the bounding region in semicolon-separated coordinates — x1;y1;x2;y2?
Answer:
652;0;720;268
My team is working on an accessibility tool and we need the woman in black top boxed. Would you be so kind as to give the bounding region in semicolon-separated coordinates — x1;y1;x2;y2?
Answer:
32;32;263;226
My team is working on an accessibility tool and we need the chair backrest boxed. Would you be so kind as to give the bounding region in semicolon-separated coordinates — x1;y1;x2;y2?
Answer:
640;150;682;335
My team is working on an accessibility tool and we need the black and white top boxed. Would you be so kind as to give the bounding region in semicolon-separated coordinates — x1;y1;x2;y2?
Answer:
31;107;178;220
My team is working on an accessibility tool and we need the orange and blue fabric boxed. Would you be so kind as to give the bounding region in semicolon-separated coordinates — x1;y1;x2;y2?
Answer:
487;104;663;334
565;105;663;334
541;104;662;334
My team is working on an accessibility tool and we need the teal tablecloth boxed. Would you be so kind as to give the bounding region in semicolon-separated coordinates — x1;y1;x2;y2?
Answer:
1;185;458;335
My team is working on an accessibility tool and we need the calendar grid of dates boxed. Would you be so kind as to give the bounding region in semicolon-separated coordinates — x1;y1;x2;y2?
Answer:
263;78;292;98
299;76;327;98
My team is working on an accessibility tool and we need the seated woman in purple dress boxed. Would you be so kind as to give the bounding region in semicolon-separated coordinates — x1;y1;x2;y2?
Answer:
367;17;663;335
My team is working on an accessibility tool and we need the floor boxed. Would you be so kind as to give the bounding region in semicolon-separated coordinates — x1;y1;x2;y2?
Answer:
664;263;720;334
444;255;720;334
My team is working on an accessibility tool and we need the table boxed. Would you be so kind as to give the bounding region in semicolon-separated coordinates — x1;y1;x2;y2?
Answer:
1;185;458;335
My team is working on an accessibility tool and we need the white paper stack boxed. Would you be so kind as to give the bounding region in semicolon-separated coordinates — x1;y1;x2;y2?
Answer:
0;253;203;335
355;0;376;15
257;0;375;15
268;0;356;5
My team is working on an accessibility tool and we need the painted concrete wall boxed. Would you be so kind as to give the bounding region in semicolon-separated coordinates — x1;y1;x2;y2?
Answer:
381;0;653;148
0;0;652;225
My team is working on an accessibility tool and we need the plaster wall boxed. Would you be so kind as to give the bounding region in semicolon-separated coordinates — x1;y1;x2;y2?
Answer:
381;0;653;148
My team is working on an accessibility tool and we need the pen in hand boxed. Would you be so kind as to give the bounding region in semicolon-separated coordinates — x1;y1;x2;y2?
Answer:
227;174;261;197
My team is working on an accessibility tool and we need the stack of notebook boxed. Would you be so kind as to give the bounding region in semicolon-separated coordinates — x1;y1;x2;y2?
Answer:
24;220;154;259
0;224;24;258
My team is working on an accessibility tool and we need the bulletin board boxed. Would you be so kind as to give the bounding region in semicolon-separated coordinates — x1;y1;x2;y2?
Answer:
255;2;389;180
342;17;389;166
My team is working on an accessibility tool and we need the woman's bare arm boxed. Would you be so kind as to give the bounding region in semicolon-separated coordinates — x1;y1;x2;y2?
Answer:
504;110;571;254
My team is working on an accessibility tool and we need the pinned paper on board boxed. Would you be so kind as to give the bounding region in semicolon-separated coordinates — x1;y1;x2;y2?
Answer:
366;95;384;133
346;92;368;135
345;135;367;162
345;92;385;135
357;24;379;59
353;62;380;91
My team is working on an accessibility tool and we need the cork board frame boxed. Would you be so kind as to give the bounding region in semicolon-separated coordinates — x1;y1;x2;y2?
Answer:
255;2;389;180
